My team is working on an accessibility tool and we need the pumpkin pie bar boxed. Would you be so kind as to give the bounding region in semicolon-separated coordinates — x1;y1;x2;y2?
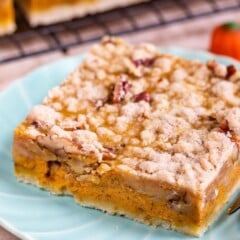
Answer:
17;0;149;26
0;0;15;36
13;37;240;237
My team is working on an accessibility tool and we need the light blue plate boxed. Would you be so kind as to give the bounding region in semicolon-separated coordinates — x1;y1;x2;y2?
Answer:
0;47;239;240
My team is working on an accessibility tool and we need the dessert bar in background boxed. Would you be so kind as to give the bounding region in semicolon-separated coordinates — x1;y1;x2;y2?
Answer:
13;37;240;237
17;0;149;26
0;0;15;36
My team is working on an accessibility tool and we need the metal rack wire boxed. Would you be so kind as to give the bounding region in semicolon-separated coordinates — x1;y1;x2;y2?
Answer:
0;0;240;64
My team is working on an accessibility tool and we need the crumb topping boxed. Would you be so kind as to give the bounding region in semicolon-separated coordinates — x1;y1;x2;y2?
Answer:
25;37;240;193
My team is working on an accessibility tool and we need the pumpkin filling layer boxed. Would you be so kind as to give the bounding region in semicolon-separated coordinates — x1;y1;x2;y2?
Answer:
13;37;240;237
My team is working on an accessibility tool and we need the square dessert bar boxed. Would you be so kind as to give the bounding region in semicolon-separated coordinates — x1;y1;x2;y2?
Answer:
0;0;15;36
13;37;240;236
17;0;149;26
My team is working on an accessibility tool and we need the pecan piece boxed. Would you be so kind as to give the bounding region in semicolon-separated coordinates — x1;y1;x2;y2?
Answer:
167;192;189;213
231;135;240;147
226;65;237;79
36;136;81;156
112;76;131;103
134;91;151;103
133;58;155;68
95;99;107;110
30;120;51;131
207;60;218;70
102;149;117;160
31;121;40;128
219;119;229;133
216;120;229;133
60;120;84;131
45;161;61;178
207;60;227;78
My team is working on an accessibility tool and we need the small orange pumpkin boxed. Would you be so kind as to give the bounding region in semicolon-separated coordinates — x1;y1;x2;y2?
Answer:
210;22;240;60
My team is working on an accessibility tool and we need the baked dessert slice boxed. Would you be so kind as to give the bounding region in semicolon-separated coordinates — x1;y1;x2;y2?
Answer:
0;0;16;36
13;37;240;237
17;0;149;26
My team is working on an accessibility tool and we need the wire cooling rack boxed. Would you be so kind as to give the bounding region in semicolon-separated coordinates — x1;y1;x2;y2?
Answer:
0;0;240;64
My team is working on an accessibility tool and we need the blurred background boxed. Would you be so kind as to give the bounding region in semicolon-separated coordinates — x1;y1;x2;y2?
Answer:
0;0;240;91
0;0;239;92
0;0;240;239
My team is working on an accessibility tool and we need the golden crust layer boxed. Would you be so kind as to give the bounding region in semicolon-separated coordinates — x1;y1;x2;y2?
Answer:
13;37;240;236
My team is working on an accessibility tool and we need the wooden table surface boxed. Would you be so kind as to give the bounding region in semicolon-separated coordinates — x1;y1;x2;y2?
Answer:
0;9;239;240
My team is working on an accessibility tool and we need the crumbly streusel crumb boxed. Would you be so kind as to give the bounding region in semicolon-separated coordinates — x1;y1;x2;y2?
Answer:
26;37;240;193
